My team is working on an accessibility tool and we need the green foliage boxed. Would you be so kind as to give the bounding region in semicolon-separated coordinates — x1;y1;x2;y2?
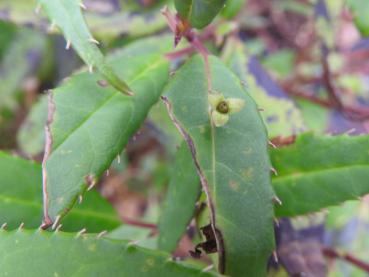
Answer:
17;95;48;156
43;44;169;225
221;0;247;19
0;27;46;113
0;21;16;59
38;0;131;94
271;133;369;217
175;0;226;29
158;143;200;252
1;1;369;275
0;230;217;276
0;152;120;232
164;55;275;276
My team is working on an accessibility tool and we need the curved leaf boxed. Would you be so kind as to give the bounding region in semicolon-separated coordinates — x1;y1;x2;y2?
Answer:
221;0;247;19
271;133;369;217
175;0;226;29
38;0;131;94
0;152;120;232
17;95;48;156
164;55;275;276
43;48;169;226
0;230;217;276
158;143;201;252
0;27;46;113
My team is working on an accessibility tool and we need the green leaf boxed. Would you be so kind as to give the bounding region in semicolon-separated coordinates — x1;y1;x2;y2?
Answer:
221;0;247;19
17;95;48;156
0;0;167;40
164;55;275;276
0;230;218;276
271;133;369;217
108;225;157;249
0;21;16;59
158;143;201;252
43;46;169;226
0;152;120;232
38;0;131;94
0;27;46;113
175;0;226;29
347;0;369;37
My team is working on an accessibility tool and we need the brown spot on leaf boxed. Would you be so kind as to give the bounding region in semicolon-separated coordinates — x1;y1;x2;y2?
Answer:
97;80;109;87
242;167;254;180
229;180;240;191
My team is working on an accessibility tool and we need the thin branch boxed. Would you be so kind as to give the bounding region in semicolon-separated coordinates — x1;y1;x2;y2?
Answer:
285;88;369;121
121;216;157;230
323;247;369;273
321;46;343;109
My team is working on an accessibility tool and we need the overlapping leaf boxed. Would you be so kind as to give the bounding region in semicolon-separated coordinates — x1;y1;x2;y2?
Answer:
158;143;200;252
38;0;130;94
43;41;170;226
164;55;275;276
0;152;120;232
0;27;46;113
271;133;369;217
0;230;217;276
175;0;226;29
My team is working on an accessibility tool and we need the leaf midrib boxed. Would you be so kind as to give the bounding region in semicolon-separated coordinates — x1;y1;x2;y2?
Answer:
272;164;369;183
52;57;164;153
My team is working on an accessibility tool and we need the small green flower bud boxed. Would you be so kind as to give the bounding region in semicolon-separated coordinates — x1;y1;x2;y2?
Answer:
216;101;229;114
209;93;224;110
227;98;245;114
211;110;229;127
208;92;245;127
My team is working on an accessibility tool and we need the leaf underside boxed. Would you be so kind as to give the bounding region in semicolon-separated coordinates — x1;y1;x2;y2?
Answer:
0;230;217;277
164;55;275;276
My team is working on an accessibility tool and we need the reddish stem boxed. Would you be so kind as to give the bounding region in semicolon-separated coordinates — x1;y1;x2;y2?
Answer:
121;216;157;230
323;247;369;273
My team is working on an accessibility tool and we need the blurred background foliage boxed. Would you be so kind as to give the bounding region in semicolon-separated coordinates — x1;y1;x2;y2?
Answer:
1;0;369;276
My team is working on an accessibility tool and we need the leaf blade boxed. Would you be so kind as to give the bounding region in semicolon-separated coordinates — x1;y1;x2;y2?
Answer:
164;55;275;276
175;0;226;29
158;143;201;252
44;49;169;225
271;133;369;217
0;152;120;231
0;230;217;276
38;0;131;94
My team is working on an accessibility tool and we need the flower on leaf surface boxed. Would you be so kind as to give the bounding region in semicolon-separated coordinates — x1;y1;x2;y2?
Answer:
209;92;245;127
